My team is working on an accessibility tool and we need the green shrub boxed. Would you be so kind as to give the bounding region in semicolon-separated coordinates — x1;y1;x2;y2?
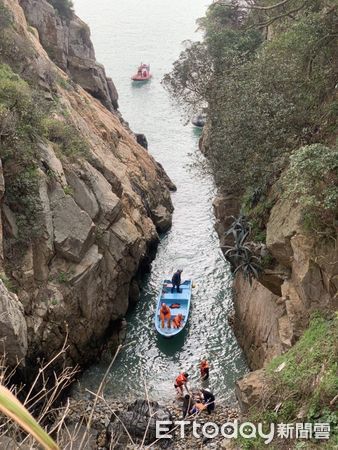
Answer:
42;118;89;159
242;314;338;448
5;168;42;243
57;76;72;90
283;144;338;234
63;185;73;196
0;272;16;292
0;2;12;29
0;65;45;243
267;314;337;414
56;270;74;284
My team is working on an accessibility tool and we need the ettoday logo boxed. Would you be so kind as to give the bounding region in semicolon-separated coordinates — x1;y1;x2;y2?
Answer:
156;420;331;444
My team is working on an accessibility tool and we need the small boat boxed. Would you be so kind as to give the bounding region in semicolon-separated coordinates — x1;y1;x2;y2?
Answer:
155;279;192;338
131;63;152;81
191;113;206;128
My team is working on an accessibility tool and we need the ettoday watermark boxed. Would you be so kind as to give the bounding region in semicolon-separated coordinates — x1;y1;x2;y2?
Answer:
156;420;331;444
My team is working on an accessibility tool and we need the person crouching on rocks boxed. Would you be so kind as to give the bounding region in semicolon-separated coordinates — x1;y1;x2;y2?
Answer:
201;388;215;414
174;372;190;397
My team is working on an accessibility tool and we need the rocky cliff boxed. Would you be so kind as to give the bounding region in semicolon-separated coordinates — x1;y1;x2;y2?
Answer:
213;192;338;410
20;0;119;112
0;0;174;371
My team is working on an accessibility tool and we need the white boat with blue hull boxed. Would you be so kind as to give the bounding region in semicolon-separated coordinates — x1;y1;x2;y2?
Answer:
155;279;192;338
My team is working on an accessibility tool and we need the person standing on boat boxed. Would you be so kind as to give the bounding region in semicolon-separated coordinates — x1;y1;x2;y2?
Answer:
160;303;171;328
174;372;190;397
171;269;183;293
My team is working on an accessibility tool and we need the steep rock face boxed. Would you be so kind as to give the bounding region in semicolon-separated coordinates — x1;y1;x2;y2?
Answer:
233;274;284;369
0;280;28;366
213;193;337;376
19;0;119;111
0;0;174;369
235;369;266;414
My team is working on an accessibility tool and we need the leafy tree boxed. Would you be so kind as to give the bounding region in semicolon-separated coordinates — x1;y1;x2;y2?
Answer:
162;41;212;117
164;1;337;202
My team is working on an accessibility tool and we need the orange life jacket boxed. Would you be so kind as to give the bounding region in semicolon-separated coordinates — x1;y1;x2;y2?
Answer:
175;373;187;387
195;402;206;411
200;360;209;375
160;304;170;315
173;315;183;327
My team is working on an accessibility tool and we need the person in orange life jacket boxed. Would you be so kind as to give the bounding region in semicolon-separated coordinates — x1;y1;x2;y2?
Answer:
190;402;206;415
200;359;209;381
174;372;190;396
171;269;183;293
172;313;183;329
160;303;171;328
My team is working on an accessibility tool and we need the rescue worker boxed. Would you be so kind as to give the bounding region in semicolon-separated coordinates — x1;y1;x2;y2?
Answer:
200;359;209;381
171;269;183;293
172;313;183;329
160;303;171;328
174;372;190;397
201;388;215;414
182;394;193;418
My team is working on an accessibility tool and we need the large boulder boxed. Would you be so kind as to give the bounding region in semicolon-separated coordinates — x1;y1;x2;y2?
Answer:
0;280;28;366
266;197;302;267
151;205;172;233
235;369;266;414
64;168;100;220
82;162;122;225
233;274;284;369
109;399;172;447
50;187;95;262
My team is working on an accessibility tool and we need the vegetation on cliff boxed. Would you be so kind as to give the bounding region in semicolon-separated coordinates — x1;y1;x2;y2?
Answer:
165;1;337;447
164;0;337;237
0;63;45;243
0;63;88;245
238;313;338;449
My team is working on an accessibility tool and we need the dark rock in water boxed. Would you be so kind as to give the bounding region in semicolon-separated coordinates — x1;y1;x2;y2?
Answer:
156;162;177;192
191;113;206;128
129;278;140;305
136;133;148;149
109;399;172;448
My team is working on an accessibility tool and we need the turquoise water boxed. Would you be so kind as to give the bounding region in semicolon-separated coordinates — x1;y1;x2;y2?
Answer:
74;0;248;401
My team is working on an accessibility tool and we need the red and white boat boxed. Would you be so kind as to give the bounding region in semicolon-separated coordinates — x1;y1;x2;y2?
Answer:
131;63;152;81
